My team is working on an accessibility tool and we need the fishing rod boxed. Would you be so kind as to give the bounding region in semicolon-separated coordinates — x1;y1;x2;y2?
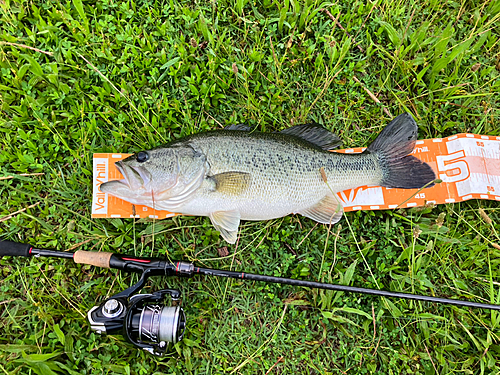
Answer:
1;239;499;355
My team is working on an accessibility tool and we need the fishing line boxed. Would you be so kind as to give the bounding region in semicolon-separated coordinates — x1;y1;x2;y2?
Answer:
76;52;167;143
319;166;381;294
395;178;441;209
343;214;381;290
452;207;500;247
294;301;499;335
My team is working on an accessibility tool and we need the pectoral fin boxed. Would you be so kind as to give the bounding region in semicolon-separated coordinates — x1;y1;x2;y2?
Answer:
299;194;344;224
209;210;241;244
212;172;251;196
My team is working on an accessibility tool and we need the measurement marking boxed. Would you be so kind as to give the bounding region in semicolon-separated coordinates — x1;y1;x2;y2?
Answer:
480;148;492;186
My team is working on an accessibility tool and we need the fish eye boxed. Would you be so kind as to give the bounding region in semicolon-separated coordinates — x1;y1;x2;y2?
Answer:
136;151;149;163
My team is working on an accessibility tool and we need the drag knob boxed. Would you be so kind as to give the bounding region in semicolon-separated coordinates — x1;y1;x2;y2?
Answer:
103;299;124;318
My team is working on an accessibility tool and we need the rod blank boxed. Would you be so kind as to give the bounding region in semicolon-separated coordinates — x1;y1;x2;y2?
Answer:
2;240;499;311
196;267;500;311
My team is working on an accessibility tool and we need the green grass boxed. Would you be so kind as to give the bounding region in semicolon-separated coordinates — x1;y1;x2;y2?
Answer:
1;0;500;373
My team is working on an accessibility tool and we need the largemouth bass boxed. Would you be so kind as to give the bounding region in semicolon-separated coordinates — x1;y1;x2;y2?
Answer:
100;113;435;243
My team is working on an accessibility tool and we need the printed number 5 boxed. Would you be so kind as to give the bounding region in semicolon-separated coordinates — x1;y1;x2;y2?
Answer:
436;151;470;183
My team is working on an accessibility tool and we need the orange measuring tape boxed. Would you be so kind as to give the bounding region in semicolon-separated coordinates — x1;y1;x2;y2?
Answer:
92;133;500;219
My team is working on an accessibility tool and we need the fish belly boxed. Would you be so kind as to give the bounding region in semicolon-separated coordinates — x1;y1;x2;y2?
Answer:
177;172;327;218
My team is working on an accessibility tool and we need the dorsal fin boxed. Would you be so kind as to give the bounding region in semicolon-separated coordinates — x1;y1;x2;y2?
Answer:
225;124;252;131
279;123;342;150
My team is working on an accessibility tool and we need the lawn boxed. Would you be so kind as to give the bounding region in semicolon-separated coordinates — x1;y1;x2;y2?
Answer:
1;0;500;374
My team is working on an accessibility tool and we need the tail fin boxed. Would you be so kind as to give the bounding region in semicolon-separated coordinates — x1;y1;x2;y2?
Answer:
367;113;436;189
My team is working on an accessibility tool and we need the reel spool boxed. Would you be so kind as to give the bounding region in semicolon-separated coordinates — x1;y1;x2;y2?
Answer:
129;303;186;346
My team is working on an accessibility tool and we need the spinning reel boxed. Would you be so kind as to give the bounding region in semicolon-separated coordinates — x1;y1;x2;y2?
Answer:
2;239;500;355
0;240;194;354
89;286;185;354
79;252;195;354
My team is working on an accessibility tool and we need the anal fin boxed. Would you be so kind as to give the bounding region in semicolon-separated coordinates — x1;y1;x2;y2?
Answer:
209;210;241;244
299;194;344;224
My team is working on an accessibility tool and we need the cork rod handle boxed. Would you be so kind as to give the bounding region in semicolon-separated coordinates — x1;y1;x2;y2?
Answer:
74;250;113;268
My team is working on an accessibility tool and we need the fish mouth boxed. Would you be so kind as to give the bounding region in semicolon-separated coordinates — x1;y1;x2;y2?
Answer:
114;161;152;190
